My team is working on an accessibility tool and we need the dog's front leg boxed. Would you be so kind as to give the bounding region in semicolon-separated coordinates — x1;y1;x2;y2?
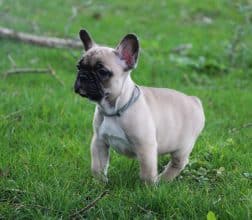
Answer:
137;145;158;184
91;134;109;182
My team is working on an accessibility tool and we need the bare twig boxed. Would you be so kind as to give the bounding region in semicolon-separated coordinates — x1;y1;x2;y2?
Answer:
1;108;28;120
136;204;157;214
2;200;62;215
7;54;17;68
31;21;40;33
64;6;78;35
2;188;29;195
3;65;64;86
170;43;192;54
27;203;62;214
69;190;109;219
112;193;157;215
228;26;244;66
229;122;252;133
4;67;51;76
0;27;82;49
47;65;65;86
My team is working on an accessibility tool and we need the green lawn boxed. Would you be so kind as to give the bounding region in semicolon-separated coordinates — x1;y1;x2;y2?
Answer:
0;0;252;219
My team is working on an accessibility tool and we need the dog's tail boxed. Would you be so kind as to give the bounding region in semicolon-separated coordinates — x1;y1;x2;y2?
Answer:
191;96;205;133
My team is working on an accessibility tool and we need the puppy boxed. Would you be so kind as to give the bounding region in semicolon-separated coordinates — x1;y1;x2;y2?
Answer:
74;30;205;183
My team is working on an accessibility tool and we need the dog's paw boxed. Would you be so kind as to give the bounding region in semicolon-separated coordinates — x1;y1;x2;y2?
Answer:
157;172;177;183
140;175;159;186
93;173;108;184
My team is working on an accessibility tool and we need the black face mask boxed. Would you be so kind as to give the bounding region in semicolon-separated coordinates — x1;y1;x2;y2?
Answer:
75;65;105;102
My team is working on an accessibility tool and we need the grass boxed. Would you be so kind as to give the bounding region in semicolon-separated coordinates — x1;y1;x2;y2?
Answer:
0;0;252;219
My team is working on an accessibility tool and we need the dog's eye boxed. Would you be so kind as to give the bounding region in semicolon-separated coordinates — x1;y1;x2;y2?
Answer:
97;68;112;80
98;68;109;76
96;63;104;69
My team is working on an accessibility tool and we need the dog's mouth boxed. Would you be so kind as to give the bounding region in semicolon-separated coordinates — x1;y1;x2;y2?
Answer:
86;92;104;101
74;83;87;97
75;82;104;101
75;87;103;101
78;90;87;98
74;66;107;102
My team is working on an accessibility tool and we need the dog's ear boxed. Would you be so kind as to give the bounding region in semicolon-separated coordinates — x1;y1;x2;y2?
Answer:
115;34;139;71
79;29;95;51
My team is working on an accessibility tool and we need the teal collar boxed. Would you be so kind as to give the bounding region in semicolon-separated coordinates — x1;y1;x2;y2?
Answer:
99;86;140;117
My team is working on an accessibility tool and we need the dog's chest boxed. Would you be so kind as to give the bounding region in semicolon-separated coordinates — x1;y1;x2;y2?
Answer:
98;117;134;156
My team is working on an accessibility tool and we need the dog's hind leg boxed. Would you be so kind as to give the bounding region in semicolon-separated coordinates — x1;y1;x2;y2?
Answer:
159;141;195;181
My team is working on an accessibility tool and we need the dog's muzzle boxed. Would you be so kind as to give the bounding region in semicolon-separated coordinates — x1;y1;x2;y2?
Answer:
74;70;104;101
74;79;87;97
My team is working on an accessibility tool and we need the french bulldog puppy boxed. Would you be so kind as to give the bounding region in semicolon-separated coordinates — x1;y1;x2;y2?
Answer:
74;30;205;183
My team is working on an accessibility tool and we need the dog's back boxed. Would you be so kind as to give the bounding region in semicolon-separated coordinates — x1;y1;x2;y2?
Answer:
140;86;205;154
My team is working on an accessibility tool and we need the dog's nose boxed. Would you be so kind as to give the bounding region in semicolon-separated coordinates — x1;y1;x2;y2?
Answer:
74;80;81;93
74;86;79;93
74;86;79;94
74;88;79;94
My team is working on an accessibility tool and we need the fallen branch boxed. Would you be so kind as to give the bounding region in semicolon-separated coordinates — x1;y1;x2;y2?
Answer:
3;65;64;86
0;27;82;49
69;190;109;219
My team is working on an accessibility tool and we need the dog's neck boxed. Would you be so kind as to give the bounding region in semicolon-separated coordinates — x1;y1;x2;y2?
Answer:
98;73;135;115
